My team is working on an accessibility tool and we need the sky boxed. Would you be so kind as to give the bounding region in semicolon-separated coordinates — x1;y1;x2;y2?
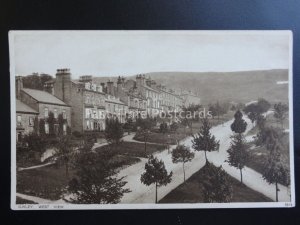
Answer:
10;31;291;78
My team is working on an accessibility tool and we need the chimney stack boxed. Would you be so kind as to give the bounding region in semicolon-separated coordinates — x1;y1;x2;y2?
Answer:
15;76;23;99
54;68;72;104
107;80;115;96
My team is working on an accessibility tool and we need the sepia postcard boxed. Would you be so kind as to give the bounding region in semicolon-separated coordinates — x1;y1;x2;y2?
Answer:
9;30;294;210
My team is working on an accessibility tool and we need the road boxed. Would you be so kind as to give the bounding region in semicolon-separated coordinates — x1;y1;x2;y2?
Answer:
119;117;291;203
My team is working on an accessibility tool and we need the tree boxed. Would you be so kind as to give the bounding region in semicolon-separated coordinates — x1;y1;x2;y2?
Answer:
231;110;247;134
140;155;173;203
67;149;130;203
262;140;289;202
123;117;133;134
201;163;233;203
255;126;281;150
33;116;39;134
257;98;271;114
160;122;169;148
22;73;53;90
192;118;220;164
23;132;46;153
47;111;55;136
273;103;288;129
138;117;154;156
227;134;250;183
58;113;67;135
55;135;74;178
244;103;261;126
170;122;179;133
39;118;46;136
105;117;124;146
172;145;195;182
208;105;217;119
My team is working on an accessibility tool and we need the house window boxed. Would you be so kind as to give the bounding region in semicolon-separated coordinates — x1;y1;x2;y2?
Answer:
94;122;98;130
45;123;49;134
63;124;67;135
29;117;34;127
99;110;105;119
17;115;22;126
54;124;59;135
85;95;90;104
62;109;67;119
86;120;90;130
54;108;58;119
85;108;91;118
44;108;49;118
90;121;94;130
93;110;97;119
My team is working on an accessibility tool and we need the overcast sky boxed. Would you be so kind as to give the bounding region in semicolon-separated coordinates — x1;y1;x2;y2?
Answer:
10;31;290;78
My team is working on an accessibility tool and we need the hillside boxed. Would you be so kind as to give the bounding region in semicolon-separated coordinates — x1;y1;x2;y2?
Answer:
93;69;289;105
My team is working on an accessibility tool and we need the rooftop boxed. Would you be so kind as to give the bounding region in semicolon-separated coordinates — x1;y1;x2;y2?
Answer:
22;88;69;106
16;99;39;114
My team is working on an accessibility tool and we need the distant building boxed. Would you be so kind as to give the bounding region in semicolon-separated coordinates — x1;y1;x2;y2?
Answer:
16;76;71;136
180;91;201;108
105;94;128;123
157;84;183;112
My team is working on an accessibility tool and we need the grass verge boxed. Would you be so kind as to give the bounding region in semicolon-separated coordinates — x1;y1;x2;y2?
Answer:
160;163;272;203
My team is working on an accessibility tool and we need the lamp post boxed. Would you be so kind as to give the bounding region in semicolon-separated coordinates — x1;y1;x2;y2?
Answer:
167;134;170;154
144;130;150;157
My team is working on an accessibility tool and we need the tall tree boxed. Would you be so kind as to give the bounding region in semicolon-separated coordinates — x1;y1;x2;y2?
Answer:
39;118;46;136
58;113;67;135
262;140;289;202
227;134;250;183
160;122;169;148
231;110;247;134
23;132;46;153
192;118;220;164
273;102;288;129
47;111;55;136
255;126;281;150
244;103;260;126
67;149;130;203
257;98;271;114
138;117;154;156
22;73;53;90
33;116;39;134
201;163;233;203
140;155;172;203
55;135;74;178
172;145;195;182
105;117;124;146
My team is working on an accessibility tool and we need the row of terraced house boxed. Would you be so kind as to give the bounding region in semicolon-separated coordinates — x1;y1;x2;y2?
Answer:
15;68;201;141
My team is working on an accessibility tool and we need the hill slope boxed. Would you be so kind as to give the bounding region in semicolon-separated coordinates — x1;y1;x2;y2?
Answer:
93;69;289;105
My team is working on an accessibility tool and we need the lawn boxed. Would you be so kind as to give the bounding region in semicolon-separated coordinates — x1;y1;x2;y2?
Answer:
95;142;165;158
16;197;37;204
17;163;76;200
245;113;290;185
17;152;140;200
133;111;235;145
160;164;272;203
246;133;290;185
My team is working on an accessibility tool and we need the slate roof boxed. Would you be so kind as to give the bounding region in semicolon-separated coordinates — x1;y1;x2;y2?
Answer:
16;99;39;114
22;88;69;106
105;96;126;105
